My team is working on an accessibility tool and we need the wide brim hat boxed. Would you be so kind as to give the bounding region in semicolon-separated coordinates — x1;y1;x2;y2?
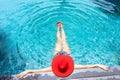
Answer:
52;54;74;77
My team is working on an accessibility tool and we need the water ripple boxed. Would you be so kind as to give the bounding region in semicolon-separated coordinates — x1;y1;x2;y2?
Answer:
0;0;120;76
93;0;120;15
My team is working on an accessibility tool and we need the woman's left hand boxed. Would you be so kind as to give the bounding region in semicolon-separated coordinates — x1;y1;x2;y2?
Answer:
17;70;30;78
97;64;109;71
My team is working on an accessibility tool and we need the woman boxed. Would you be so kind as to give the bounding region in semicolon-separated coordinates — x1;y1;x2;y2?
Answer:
18;22;109;78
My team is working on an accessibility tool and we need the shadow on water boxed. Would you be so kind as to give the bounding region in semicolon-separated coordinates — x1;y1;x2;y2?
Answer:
0;30;12;76
0;31;6;61
93;0;120;15
107;40;120;65
0;29;26;76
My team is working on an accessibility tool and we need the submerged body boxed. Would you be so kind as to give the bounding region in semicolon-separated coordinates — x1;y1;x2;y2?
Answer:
18;22;109;78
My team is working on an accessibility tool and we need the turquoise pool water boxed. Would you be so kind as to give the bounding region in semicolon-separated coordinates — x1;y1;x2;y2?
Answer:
0;0;120;76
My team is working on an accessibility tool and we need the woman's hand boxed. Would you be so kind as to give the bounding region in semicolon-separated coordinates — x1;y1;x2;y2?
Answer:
97;64;109;71
17;70;31;78
17;67;52;78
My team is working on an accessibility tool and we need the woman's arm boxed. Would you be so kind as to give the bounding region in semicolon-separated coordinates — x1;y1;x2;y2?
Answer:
74;64;109;71
18;67;52;78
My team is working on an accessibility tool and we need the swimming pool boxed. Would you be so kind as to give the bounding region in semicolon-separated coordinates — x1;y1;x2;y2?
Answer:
0;0;120;76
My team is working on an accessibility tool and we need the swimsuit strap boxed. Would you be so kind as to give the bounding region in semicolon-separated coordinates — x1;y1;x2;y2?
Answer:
55;51;70;56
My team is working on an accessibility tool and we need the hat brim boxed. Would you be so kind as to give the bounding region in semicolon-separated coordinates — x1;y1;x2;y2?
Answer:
52;55;74;77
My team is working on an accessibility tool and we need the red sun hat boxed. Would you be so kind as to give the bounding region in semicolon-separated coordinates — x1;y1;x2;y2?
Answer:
52;54;74;77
